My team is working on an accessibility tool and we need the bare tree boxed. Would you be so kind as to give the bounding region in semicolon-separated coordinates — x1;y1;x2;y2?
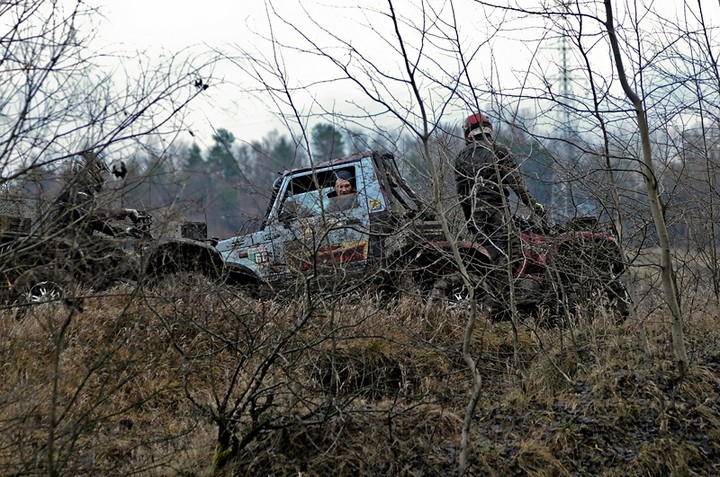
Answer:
0;3;218;474
213;0;720;471
0;0;216;302
601;0;688;373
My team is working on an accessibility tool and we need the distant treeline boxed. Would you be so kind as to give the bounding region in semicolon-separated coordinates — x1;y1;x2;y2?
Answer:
5;121;716;249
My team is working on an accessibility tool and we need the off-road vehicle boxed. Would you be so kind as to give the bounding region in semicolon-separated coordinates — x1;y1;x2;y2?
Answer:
215;150;630;319
215;150;488;297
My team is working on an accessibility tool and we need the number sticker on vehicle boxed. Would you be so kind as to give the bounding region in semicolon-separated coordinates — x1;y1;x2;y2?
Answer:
248;246;270;264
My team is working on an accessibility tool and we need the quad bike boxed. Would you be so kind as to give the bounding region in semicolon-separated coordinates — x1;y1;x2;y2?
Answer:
2;210;233;308
428;215;631;323
2;211;155;306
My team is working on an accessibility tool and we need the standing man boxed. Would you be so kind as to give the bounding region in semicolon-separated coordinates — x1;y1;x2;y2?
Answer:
455;112;545;261
51;151;140;237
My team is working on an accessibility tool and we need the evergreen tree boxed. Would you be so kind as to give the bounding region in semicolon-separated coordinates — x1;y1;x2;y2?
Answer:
207;128;238;179
311;123;345;162
184;143;204;171
271;134;297;173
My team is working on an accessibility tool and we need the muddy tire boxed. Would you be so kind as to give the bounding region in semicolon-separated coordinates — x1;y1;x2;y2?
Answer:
11;267;79;318
427;272;484;308
550;277;632;326
605;278;632;322
13;267;73;304
390;270;429;301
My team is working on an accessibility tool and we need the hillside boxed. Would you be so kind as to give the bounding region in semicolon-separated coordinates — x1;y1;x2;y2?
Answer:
1;280;719;476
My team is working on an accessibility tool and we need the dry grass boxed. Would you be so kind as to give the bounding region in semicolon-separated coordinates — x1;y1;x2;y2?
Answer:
1;279;719;476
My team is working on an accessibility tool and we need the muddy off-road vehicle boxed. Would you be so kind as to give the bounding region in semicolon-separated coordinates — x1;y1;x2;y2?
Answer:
3;149;628;319
214;150;491;298
215;150;630;319
1;151;468;306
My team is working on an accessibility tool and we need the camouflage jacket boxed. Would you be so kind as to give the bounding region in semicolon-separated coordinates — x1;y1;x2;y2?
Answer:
454;140;534;208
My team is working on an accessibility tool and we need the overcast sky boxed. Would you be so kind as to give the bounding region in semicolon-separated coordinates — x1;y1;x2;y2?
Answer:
95;0;414;147
93;0;540;146
95;0;284;146
90;0;720;149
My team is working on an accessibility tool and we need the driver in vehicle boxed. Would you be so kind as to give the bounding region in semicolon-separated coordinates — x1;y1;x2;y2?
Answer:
325;170;357;212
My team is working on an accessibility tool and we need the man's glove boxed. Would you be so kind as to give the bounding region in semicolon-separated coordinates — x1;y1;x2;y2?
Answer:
123;208;140;222
533;202;546;218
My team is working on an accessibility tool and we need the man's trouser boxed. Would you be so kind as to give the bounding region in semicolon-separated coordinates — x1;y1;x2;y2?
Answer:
465;197;509;264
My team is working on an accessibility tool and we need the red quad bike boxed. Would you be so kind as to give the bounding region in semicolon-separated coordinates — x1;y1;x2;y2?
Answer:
428;215;631;324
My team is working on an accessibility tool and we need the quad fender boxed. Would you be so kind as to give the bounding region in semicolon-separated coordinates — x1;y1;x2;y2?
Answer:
393;240;493;279
144;238;262;288
455;241;494;271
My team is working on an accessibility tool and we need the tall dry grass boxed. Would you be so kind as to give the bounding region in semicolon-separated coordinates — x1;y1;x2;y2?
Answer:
0;275;718;476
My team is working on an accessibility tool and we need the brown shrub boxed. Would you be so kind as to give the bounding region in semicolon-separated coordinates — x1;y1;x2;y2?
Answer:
1;283;719;476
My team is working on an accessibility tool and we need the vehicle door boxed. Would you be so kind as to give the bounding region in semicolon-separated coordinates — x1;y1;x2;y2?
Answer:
273;161;379;284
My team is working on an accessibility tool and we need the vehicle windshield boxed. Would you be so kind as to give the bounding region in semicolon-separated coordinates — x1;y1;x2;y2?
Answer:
283;187;333;218
278;166;357;219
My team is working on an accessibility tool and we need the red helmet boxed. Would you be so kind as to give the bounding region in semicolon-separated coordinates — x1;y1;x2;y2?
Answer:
463;113;492;141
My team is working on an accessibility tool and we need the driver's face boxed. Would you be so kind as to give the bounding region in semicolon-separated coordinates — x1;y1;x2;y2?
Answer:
334;178;353;196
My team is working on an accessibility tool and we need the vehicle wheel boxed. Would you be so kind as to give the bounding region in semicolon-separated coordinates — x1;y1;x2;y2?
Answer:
25;280;63;303
390;270;428;302
13;268;73;303
11;267;79;318
606;278;632;322
561;278;631;325
427;272;484;308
